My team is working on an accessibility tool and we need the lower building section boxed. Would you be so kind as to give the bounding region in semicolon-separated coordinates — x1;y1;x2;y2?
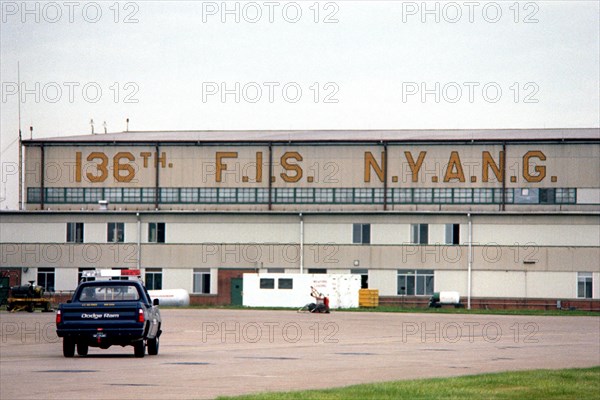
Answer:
2;267;598;310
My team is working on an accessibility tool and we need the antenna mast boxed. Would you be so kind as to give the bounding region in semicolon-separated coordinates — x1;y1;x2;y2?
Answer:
17;62;23;210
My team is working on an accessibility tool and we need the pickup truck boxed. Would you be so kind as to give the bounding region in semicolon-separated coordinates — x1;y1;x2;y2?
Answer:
56;280;161;357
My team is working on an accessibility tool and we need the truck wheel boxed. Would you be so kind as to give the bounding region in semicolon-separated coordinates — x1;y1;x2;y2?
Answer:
63;338;75;357
134;340;145;358
147;337;159;355
77;342;89;356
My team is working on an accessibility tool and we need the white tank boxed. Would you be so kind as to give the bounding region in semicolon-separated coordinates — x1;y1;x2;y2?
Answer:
439;291;461;304
148;289;190;306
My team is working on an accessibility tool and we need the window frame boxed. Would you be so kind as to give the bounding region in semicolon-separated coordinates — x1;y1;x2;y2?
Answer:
148;222;166;243
66;222;84;243
193;269;211;294
107;222;125;243
353;223;371;244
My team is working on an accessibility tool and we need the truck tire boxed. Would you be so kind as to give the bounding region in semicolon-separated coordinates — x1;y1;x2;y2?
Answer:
134;340;145;358
147;336;159;355
63;338;75;357
77;342;89;356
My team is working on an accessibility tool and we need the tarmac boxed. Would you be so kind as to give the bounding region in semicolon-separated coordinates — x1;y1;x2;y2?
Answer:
1;309;599;399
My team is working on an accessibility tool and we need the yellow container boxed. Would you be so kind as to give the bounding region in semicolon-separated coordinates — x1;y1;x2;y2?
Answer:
359;289;379;308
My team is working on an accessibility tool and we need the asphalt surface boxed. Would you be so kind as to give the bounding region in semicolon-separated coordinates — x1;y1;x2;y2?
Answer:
1;309;599;399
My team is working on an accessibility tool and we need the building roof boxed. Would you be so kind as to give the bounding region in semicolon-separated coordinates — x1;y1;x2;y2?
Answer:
22;128;600;145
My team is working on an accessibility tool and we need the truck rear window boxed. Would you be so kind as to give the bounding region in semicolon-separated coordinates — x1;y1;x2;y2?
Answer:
77;285;141;302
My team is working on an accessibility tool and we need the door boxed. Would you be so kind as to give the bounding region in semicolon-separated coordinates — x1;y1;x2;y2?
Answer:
230;278;243;306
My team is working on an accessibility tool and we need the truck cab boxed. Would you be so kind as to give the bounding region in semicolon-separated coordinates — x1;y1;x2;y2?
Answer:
56;272;161;358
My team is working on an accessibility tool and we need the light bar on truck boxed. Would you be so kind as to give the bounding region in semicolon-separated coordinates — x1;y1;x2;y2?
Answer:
81;269;142;279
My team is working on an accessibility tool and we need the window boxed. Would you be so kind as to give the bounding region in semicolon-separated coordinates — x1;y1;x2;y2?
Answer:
413;188;432;203
85;188;103;203
180;188;199;203
193;269;211;293
411;224;428;244
445;224;460;245
392;188;412;203
78;267;95;283
315;188;334;203
198;188;217;203
27;188;41;203
267;268;285;273
296;188;314;203
37;268;55;292
353;223;371;244
260;278;275;289
308;268;327;274
141;188;157;203
454;188;472;204
238;188;256;203
160;188;179;203
351;268;368;289
473;188;493;203
556;188;576;204
355;188;373;203
335;188;353;203
46;188;64;203
218;188;237;203
66;222;84;243
66;188;85;203
123;188;141;203
107;222;124;242
433;188;452;203
148;222;166;243
105;188;123;203
278;278;293;289
275;188;294;203
397;269;434;296
577;272;593;299
145;268;163;290
539;188;555;204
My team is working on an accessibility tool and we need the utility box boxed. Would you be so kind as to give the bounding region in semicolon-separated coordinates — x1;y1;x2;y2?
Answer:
359;289;379;308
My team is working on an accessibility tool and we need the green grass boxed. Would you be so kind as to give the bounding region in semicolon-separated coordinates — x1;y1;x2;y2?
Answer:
160;304;600;316
216;367;600;400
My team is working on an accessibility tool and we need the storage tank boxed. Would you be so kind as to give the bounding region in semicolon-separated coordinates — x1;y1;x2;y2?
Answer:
148;289;190;306
428;291;462;308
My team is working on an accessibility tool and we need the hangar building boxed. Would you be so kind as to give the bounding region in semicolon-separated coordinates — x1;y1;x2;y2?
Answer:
1;128;599;309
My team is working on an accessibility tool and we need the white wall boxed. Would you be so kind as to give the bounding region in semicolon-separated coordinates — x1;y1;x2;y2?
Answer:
243;273;360;308
368;269;397;296
168;223;299;243
473;224;600;247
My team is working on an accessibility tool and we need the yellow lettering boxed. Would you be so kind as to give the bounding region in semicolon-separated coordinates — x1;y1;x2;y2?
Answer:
154;152;167;168
482;151;504;183
404;151;427;183
113;152;135;183
140;152;151;168
216;152;238;183
75;151;82;183
280;152;303;183
444;151;465;182
256;152;263;183
86;152;108;183
523;150;546;182
364;152;385;183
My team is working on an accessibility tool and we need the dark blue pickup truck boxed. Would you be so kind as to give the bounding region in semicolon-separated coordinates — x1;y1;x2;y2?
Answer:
56;280;161;357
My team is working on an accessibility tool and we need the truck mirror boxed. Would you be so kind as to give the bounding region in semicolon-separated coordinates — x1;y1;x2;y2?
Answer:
153;299;159;306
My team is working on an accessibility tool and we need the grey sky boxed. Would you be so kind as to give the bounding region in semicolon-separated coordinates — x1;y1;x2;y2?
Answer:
1;1;599;208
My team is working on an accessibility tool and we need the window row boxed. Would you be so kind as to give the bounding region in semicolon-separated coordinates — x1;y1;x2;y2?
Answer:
68;222;454;245
66;222;165;243
353;223;460;245
28;187;577;205
26;268;597;299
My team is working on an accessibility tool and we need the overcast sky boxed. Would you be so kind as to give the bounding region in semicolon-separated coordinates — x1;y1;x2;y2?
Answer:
1;1;599;208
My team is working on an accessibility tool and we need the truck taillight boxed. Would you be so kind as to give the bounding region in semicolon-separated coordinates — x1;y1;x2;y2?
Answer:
138;309;145;323
56;310;61;324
